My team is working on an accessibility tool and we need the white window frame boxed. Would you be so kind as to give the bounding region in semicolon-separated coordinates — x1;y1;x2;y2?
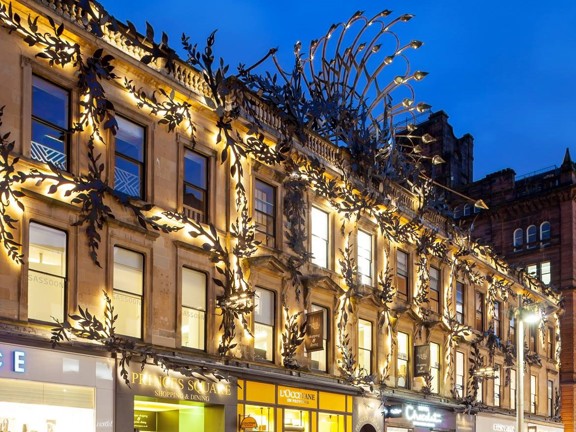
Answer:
181;267;207;350
455;351;465;398
430;342;440;394
28;222;67;323
456;281;465;324
429;267;440;313
397;331;409;388
254;287;275;362
396;250;409;300
494;365;501;407
358;319;372;374
530;374;537;414
357;230;373;286
547;379;554;417
113;246;144;339
310;207;329;268
511;369;517;409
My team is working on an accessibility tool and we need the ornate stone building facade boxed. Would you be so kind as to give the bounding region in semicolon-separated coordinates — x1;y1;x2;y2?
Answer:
0;1;564;432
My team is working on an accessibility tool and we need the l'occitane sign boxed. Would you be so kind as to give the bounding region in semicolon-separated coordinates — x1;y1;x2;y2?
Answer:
278;386;318;409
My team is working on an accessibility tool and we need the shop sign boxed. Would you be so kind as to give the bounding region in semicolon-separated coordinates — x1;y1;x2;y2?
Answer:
278;386;318;409
414;345;430;377
493;425;515;432
405;404;443;428
240;416;258;430
0;347;26;373
382;404;403;418
134;411;156;431
120;364;235;404
305;310;324;352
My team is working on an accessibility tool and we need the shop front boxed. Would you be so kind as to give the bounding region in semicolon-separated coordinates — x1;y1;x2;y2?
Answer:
475;413;564;432
116;362;237;432
238;380;353;432
0;342;114;432
359;397;456;432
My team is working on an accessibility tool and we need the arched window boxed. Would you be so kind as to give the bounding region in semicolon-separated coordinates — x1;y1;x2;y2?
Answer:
463;204;472;217
526;225;537;249
513;228;523;251
454;206;462;219
540;221;551;246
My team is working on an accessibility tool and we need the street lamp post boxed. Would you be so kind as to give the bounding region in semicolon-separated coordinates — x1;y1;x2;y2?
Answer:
516;295;541;432
516;309;525;432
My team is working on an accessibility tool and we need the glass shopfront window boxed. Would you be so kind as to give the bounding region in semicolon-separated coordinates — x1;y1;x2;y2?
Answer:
318;413;344;432
0;345;114;432
245;405;274;432
239;381;351;432
284;409;309;432
0;379;94;432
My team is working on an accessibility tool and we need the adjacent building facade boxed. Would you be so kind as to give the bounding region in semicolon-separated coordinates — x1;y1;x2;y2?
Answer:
0;1;565;432
450;151;576;431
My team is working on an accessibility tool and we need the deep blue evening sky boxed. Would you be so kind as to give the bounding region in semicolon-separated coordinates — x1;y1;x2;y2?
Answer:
106;1;576;180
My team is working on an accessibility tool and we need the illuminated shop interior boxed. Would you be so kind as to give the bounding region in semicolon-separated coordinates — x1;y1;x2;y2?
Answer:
133;396;224;432
0;378;94;432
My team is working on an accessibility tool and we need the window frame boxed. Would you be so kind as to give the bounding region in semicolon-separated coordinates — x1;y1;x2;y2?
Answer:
475;291;485;332
254;179;277;248
182;147;209;223
530;374;537;414
180;266;207;351
396;250;409;300
510;315;516;345
253;287;276;362
429;266;441;313
526;225;537;249
357;230;373;286
540;261;551;285
27;221;68;324
494;365;501;407
310;206;329;269
31;74;71;171
455;351;465;398
513;228;523;251
453;206;462;219
456;281;465;324
547;379;554;417
112;245;145;339
309;304;329;372
528;325;537;353
493;301;501;338
540;221;551;246
397;331;410;389
430;342;440;394
113;115;147;200
511;369;517;409
546;326;554;360
358;318;373;375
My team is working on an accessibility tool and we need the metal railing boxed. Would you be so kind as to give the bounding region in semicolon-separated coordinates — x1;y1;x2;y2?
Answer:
31;140;66;170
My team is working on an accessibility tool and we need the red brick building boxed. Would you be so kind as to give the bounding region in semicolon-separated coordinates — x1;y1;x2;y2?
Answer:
415;111;576;429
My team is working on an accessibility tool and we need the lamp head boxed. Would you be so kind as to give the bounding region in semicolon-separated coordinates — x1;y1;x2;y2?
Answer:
520;309;540;324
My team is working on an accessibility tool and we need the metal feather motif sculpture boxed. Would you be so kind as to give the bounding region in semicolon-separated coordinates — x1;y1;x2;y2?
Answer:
242;10;433;187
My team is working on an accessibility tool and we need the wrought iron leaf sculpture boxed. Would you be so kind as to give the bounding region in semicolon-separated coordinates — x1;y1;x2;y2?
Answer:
51;291;229;386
